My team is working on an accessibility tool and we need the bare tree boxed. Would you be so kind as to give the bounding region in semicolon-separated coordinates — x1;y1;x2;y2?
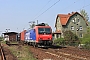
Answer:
29;21;36;29
80;9;89;22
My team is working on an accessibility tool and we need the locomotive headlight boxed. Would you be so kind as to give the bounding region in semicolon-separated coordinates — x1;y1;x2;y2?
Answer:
39;38;42;40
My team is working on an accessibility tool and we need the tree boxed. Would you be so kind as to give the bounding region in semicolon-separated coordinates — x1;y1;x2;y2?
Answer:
29;21;36;29
80;9;89;22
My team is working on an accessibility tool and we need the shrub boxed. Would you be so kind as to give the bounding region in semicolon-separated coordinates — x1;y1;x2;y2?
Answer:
80;33;90;49
53;38;65;46
54;30;80;47
63;30;79;46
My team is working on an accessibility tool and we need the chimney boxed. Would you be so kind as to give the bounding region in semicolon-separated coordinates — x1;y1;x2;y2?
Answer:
72;12;74;14
68;13;71;15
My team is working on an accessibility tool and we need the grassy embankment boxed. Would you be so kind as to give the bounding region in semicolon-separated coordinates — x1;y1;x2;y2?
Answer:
2;41;37;60
9;46;37;60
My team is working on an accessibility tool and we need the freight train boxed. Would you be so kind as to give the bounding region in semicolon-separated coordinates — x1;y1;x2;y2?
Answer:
20;23;53;47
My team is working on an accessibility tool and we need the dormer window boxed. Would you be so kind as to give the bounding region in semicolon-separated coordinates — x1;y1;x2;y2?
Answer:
78;18;80;23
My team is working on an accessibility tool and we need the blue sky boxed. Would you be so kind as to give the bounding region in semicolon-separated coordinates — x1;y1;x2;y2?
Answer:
0;0;90;34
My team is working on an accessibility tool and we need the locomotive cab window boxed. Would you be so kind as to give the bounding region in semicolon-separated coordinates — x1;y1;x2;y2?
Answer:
38;28;51;34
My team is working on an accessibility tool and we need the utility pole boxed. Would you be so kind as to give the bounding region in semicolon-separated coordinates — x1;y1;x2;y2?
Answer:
37;20;38;24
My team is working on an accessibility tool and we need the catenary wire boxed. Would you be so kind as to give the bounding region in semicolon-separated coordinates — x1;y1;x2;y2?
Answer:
33;0;52;19
33;0;60;20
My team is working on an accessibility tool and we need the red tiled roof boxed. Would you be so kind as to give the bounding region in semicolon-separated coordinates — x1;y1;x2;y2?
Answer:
57;14;71;25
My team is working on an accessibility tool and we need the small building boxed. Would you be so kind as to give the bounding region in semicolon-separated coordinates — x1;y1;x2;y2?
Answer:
3;32;18;41
52;30;61;40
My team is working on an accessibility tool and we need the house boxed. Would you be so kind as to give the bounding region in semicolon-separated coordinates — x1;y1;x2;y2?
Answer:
3;32;18;41
54;12;88;39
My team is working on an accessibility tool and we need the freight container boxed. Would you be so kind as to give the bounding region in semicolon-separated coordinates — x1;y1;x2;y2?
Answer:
20;30;26;41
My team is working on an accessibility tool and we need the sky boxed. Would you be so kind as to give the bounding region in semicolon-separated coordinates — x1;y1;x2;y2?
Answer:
0;0;90;34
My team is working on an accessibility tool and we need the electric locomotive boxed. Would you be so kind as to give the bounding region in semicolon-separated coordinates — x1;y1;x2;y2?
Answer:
20;23;53;47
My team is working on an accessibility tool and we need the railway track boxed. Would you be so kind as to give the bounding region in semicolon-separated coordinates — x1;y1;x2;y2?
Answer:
30;45;90;60
3;43;90;60
0;43;6;60
44;47;90;60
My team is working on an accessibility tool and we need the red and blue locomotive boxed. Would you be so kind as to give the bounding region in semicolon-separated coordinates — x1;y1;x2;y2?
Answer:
20;23;53;47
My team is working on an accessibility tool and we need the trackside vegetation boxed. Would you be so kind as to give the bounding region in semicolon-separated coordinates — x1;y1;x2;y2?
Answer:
54;26;90;50
54;30;80;47
80;27;90;49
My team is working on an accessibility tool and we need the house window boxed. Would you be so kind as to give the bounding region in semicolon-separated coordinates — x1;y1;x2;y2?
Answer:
78;18;80;22
77;28;79;31
79;26;83;31
80;33;83;38
71;26;74;30
77;18;80;24
57;19;59;22
74;18;76;23
72;18;76;24
72;19;75;22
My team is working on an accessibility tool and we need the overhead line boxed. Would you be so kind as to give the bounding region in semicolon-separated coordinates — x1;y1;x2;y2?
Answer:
33;0;89;21
76;3;90;12
82;4;90;8
60;0;79;12
32;0;78;21
34;0;60;20
33;0;52;19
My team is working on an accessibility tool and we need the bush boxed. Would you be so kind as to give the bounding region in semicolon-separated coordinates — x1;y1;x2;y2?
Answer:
53;38;65;46
54;30;80;47
63;30;80;46
63;30;79;41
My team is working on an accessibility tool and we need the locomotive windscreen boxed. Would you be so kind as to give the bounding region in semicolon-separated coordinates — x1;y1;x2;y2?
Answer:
38;28;51;34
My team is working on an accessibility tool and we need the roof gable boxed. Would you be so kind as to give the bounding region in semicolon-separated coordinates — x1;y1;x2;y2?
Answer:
55;12;88;27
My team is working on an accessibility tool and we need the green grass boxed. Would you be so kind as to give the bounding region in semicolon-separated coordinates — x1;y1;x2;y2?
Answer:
1;41;37;60
1;40;6;44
